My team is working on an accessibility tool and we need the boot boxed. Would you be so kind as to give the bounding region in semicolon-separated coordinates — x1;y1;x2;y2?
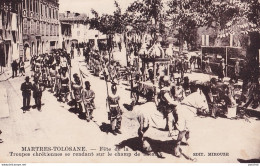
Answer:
112;130;117;136
116;129;122;134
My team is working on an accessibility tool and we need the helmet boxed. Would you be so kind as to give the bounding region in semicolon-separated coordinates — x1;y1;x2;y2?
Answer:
111;84;117;92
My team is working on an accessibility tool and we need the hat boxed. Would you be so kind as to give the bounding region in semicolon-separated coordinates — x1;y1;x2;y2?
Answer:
25;76;30;81
85;81;90;87
73;73;78;78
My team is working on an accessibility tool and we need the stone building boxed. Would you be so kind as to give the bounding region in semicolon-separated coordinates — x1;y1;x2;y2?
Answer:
59;12;88;52
0;0;23;70
22;0;59;60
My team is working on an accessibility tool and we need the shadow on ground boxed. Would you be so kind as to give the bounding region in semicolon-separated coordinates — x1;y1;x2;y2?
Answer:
237;158;260;163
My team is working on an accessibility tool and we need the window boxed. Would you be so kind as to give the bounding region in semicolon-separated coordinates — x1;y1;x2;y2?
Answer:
23;0;26;9
45;6;47;18
27;19;30;34
30;0;32;11
27;0;30;11
36;0;38;13
42;23;45;36
47;23;49;36
77;31;80;36
33;0;35;12
40;4;42;16
50;24;52;36
31;20;34;34
37;21;40;35
23;19;27;34
49;7;51;18
57;25;59;36
56;10;58;20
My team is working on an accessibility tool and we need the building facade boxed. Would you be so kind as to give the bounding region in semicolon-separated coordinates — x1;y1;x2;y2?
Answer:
59;12;108;52
59;12;88;52
0;0;23;69
22;0;59;60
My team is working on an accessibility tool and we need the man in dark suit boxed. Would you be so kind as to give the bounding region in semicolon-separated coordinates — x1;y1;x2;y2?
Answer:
11;60;18;78
32;78;44;112
20;76;33;113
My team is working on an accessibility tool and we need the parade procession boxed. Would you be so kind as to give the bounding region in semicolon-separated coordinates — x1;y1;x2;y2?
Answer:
0;0;260;164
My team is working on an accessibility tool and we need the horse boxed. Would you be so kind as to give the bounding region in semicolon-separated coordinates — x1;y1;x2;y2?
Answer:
134;88;210;159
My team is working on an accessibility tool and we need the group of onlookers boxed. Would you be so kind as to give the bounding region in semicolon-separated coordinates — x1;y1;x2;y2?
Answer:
11;57;25;78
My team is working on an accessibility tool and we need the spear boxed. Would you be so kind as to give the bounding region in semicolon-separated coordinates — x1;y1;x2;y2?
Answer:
104;70;111;120
79;68;89;121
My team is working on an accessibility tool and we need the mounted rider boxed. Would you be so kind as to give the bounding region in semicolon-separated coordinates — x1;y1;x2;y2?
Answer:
157;76;179;135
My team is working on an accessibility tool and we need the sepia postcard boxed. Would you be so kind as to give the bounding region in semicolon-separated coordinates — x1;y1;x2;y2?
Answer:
0;0;260;164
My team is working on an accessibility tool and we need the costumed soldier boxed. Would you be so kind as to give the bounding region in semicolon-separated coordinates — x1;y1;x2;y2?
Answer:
55;68;61;97
32;78;45;112
60;69;70;102
49;65;56;93
71;74;83;113
130;74;140;108
157;76;179;135
60;54;68;73
107;84;122;135
41;68;48;87
21;76;33;113
82;81;95;121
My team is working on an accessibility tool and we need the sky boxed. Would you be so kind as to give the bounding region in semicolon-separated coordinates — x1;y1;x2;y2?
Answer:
59;0;135;17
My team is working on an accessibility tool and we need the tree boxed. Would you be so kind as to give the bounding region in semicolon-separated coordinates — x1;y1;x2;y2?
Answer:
167;0;205;51
88;1;129;62
126;0;165;42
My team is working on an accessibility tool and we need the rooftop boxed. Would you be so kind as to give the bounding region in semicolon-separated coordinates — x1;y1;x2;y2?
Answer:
59;12;88;22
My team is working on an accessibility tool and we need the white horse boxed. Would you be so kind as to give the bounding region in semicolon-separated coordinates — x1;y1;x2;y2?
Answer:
134;88;210;158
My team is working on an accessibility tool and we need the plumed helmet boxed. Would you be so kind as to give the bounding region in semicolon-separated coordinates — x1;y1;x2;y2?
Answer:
111;83;117;92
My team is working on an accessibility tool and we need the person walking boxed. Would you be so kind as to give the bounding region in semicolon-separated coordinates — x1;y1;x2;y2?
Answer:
82;81;95;121
19;58;25;76
11;60;18;78
219;58;225;82
71;74;83;113
107;84;122;135
20;76;33;113
234;59;240;83
70;47;74;59
32;78;44;112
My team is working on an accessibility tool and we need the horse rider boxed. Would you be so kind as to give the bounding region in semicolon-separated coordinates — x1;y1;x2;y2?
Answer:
82;81;95;121
107;83;122;135
157;76;179;135
71;74;83;113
